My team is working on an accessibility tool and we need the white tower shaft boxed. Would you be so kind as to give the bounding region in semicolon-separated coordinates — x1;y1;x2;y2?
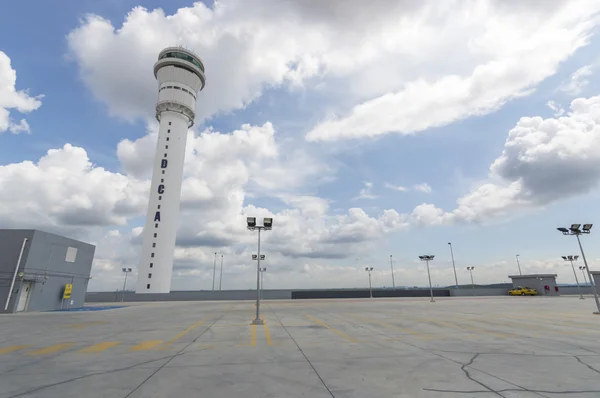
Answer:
136;47;205;294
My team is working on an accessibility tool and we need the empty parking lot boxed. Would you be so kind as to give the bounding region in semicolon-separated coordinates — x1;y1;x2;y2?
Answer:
1;297;600;397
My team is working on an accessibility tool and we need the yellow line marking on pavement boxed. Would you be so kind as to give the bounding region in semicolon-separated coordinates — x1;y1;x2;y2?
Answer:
159;317;208;350
26;343;76;355
0;345;30;354
129;340;163;351
78;342;120;353
67;321;107;330
263;317;273;346
304;314;357;342
251;324;257;346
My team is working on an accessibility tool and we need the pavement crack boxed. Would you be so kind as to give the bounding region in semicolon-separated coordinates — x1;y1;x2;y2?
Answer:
123;314;225;398
460;353;505;398
270;307;335;398
5;355;176;398
574;355;600;374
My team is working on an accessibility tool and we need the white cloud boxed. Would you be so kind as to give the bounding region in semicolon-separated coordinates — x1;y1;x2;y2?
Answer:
547;100;565;117
413;183;432;193
559;64;594;96
305;0;599;141
0;51;42;134
66;0;599;140
1;120;409;291
0;144;148;230
410;95;600;225
384;182;408;192
353;181;378;200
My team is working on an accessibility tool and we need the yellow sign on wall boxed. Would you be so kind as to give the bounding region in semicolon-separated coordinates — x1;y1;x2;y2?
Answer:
63;284;73;299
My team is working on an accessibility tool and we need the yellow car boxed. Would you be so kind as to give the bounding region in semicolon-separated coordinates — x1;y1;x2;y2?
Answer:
508;286;537;296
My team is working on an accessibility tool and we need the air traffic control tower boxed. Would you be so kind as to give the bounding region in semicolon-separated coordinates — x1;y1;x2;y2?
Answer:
136;47;206;294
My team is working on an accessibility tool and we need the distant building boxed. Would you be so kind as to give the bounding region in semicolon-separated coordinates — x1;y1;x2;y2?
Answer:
0;230;95;313
509;274;559;296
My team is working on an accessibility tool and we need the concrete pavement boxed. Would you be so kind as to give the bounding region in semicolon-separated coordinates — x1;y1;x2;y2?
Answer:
1;297;600;397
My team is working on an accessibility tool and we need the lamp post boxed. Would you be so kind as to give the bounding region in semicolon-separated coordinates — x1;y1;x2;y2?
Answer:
390;255;396;289
212;252;217;291
219;254;224;291
121;267;132;302
248;217;273;325
419;255;435;302
562;255;583;300
365;267;374;298
466;266;475;296
448;243;459;289
515;254;522;276
557;224;600;314
579;266;590;287
260;267;267;300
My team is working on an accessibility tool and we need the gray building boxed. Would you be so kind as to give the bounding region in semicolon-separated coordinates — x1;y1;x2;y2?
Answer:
1;230;95;313
509;274;559;296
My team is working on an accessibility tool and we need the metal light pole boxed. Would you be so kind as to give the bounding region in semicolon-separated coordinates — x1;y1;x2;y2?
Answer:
248;217;273;325
448;243;459;289
580;266;589;287
562;255;583;299
466;266;475;296
419;255;435;302
557;224;600;314
390;255;396;289
219;254;224;291
260;267;267;300
121;267;132;302
515;254;522;275
365;267;374;298
212;252;217;291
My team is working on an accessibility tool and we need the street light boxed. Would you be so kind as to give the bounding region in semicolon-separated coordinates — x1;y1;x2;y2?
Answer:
121;267;132;302
515;254;522;276
419;255;435;302
561;255;583;300
579;266;590;287
448;243;459;289
389;255;396;289
557;224;600;314
253;256;267;299
365;267;374;298
212;252;217;291
248;217;273;325
219;254;224;291
260;267;267;300
466;266;475;296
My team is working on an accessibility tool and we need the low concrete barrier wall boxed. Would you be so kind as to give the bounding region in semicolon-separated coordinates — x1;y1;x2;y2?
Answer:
86;289;292;303
449;288;509;297
291;288;450;299
556;286;596;296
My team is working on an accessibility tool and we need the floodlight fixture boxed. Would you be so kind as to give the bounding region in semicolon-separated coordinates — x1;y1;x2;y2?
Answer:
562;254;584;299
246;215;273;324
263;217;273;229
557;223;600;313
419;255;435;302
120;268;133;302
467;266;475;270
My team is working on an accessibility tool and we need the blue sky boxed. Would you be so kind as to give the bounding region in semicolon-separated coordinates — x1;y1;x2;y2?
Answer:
1;0;600;291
